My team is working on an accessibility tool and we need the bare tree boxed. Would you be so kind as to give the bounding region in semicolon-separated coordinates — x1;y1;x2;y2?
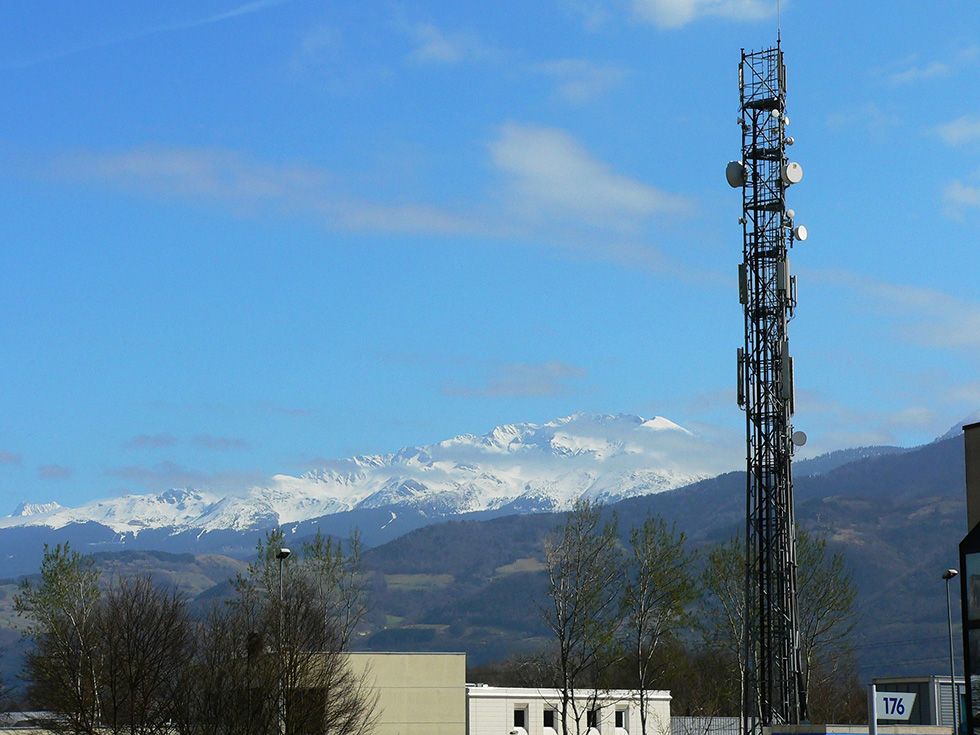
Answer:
795;528;857;706
171;598;279;735
699;535;747;720
622;518;696;735
15;543;104;734
278;575;378;735
302;530;368;650
699;529;858;722
98;576;193;735
541;499;625;735
182;529;378;735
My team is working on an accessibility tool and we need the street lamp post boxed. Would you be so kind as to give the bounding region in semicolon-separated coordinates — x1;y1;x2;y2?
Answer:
277;548;291;735
944;568;960;735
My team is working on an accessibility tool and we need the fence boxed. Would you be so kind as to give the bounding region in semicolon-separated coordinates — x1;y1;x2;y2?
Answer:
671;716;745;735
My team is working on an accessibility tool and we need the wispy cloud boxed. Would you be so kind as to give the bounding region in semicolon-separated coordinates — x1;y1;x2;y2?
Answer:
532;59;628;103
560;0;611;30
826;103;900;136
0;451;21;465
160;0;290;32
936;115;980;147
257;402;314;418
3;1;291;70
490;122;694;230
444;361;586;398
406;23;496;64
106;460;263;491
53;147;471;235
795;389;937;453
38;464;73;480
814;269;980;351
944;179;980;216
47;123;695;274
886;46;978;86
889;61;950;85
125;433;178;450
191;435;251;451
631;0;776;29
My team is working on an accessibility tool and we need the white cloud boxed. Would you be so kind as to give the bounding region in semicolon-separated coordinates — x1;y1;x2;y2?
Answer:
159;0;291;32
826;103;900;136
936;115;980;147
888;60;949;86
53;147;471;235
944;180;980;214
631;0;775;29
407;23;493;64
533;59;627;103
793;389;938;454
3;0;291;70
48;125;694;273
444;362;587;398
814;269;980;351
490;123;694;229
885;45;978;86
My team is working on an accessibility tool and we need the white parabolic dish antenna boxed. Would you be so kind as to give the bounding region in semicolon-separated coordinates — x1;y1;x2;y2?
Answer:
726;160;746;188
793;224;808;241
792;430;807;447
782;162;804;185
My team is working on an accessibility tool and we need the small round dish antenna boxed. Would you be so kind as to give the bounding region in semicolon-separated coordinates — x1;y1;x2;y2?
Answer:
726;160;746;188
782;162;804;186
792;430;807;447
793;224;808;241
785;208;795;220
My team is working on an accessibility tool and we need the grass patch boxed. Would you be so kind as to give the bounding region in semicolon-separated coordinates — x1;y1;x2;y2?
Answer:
384;573;454;591
495;557;546;576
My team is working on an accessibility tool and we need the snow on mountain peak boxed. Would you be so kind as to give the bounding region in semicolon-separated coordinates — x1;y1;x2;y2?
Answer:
3;411;733;534
641;416;692;435
10;501;63;517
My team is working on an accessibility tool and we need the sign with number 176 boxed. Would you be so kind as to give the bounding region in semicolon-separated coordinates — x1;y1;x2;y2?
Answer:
876;692;916;721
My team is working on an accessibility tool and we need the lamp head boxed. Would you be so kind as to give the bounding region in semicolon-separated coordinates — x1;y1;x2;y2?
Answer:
943;568;958;580
276;548;291;561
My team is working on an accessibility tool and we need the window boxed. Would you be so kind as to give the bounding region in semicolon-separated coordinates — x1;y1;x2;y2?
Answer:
514;708;527;729
544;710;555;729
587;710;599;729
615;710;627;729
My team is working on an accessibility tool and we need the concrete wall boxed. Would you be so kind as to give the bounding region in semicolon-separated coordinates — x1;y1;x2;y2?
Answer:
348;651;467;735
467;686;671;735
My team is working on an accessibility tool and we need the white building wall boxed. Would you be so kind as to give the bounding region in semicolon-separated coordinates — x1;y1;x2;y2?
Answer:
467;687;671;735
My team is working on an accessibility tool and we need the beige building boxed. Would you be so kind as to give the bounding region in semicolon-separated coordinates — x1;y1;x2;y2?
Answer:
467;686;671;735
348;652;467;735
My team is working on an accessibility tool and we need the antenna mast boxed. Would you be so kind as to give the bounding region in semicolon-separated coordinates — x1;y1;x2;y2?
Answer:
728;40;809;735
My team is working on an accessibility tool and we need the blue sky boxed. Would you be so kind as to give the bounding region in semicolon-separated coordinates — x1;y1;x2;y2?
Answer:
3;0;980;509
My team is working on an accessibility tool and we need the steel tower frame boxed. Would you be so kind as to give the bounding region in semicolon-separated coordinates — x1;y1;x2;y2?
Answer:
735;41;807;735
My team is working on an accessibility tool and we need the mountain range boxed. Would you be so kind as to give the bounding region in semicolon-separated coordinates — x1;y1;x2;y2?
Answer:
0;413;734;576
0;411;973;694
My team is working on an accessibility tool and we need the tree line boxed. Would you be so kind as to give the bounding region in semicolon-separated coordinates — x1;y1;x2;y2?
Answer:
471;500;863;734
12;502;862;734
13;530;377;735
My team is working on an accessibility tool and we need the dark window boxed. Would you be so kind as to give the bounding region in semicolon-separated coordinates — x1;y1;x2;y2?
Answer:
544;711;555;729
515;709;526;729
588;710;599;729
615;711;625;729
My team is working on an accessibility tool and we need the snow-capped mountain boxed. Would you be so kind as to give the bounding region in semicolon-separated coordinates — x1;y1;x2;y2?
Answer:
2;413;734;534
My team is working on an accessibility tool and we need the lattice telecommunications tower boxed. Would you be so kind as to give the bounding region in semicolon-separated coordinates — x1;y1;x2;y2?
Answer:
726;40;809;735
